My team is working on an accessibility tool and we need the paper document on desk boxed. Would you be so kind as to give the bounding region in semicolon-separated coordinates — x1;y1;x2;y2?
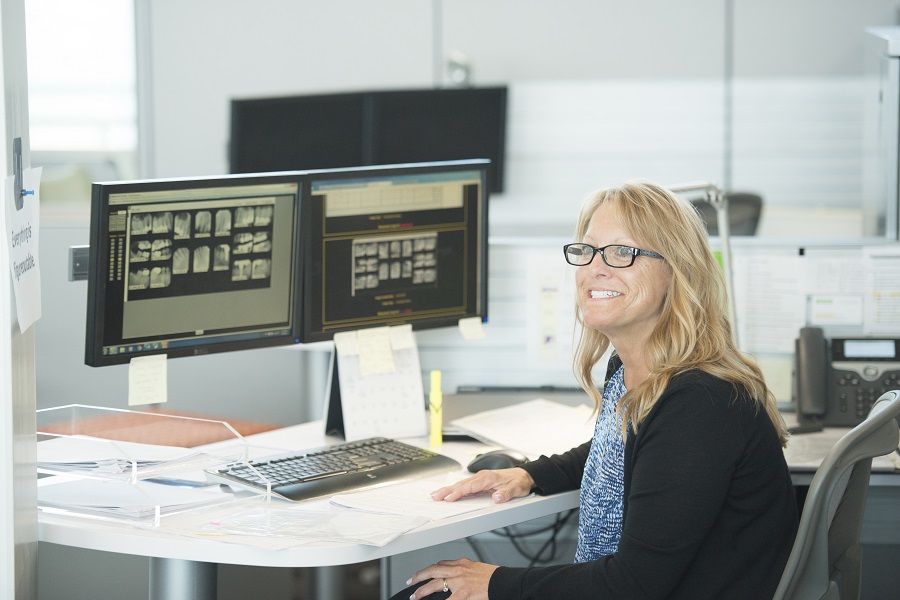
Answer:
37;436;225;476
784;429;900;472
163;497;429;548
450;398;596;458
192;503;429;547
37;478;231;521
330;473;501;520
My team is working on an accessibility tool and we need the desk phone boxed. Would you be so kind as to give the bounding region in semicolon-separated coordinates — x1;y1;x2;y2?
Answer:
795;327;900;427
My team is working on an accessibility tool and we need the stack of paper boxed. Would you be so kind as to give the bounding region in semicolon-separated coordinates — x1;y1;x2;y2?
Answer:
449;398;596;458
38;478;233;522
37;436;233;479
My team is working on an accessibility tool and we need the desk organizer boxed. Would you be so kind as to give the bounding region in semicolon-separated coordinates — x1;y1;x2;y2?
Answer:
36;404;273;526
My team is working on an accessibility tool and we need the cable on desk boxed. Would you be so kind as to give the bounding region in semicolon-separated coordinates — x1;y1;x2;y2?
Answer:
469;508;578;567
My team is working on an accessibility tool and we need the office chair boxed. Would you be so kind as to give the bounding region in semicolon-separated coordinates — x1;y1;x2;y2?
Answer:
691;192;763;236
773;390;900;600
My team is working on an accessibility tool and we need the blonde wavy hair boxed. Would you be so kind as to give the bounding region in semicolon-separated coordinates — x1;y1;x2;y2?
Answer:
572;181;788;446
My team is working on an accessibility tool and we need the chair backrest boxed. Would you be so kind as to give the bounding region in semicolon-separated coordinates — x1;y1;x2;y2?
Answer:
691;192;763;236
773;390;900;600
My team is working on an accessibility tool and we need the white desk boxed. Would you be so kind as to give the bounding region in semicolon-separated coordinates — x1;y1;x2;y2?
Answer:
37;415;900;600
38;420;578;600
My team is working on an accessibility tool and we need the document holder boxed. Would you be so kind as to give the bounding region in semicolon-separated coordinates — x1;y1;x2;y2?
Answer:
36;404;268;526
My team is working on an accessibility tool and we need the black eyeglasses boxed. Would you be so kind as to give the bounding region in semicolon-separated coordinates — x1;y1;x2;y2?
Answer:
563;243;665;268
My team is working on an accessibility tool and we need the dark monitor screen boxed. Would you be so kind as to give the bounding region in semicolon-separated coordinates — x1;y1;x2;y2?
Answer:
370;88;506;194
229;86;507;194
301;160;489;342
229;94;366;173
85;173;304;367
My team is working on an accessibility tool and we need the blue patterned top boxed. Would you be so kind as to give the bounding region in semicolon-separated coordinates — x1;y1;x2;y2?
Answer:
575;365;626;562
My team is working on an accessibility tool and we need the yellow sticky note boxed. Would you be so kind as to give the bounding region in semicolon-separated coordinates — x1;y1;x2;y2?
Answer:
128;355;167;406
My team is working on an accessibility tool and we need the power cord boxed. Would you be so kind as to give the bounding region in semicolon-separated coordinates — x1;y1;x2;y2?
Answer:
466;509;578;567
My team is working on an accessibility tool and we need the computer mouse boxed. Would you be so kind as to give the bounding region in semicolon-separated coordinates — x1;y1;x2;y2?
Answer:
466;449;530;473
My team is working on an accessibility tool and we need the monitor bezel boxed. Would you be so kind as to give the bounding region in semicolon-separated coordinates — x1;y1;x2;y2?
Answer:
84;171;306;367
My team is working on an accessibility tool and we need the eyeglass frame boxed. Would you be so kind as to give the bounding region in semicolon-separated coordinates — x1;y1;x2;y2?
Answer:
562;243;665;268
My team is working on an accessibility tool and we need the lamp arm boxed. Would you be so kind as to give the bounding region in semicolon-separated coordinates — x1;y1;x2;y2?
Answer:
666;182;738;347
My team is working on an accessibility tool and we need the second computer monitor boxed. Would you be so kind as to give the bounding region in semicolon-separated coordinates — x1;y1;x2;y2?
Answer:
84;172;304;367
301;160;489;342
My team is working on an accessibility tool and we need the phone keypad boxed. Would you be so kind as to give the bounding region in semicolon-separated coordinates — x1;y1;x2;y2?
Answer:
833;370;900;425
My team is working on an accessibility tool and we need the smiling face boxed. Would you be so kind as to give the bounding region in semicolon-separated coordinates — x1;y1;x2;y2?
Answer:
575;201;672;349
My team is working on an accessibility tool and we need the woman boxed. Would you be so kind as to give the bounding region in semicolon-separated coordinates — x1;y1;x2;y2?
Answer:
394;181;799;600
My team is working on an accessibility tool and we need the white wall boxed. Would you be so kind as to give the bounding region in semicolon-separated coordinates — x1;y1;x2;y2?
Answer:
139;0;898;224
1;0;37;597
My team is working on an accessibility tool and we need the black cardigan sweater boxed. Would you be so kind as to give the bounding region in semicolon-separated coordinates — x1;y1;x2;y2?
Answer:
489;369;799;600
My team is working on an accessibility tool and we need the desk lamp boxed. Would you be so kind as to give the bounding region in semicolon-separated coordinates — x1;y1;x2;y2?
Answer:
667;181;737;347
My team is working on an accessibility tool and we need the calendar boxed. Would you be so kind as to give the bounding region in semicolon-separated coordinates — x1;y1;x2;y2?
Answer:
324;325;427;441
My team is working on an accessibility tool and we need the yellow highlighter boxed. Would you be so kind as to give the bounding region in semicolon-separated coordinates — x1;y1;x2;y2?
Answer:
430;370;443;448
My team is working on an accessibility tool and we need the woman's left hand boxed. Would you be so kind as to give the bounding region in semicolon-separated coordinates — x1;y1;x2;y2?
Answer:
407;557;498;600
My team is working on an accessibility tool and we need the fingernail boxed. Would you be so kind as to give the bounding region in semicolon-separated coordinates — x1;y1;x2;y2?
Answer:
406;578;412;585
493;492;503;502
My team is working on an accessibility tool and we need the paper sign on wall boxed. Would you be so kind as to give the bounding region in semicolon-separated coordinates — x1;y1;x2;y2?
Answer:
4;167;42;333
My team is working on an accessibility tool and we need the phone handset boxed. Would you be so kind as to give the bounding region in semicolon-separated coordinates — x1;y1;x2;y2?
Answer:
793;326;828;430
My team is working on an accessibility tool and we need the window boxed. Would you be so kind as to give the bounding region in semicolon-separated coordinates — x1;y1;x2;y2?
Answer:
25;0;137;204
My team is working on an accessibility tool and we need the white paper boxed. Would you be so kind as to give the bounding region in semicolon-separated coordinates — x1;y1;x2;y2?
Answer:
357;326;395;375
390;323;416;350
330;473;500;520
38;478;230;520
733;255;805;353
525;250;577;369
333;330;359;356
5;167;42;332
803;257;866;295
37;436;202;465
450;398;596;458
129;354;168;406
808;295;863;326
458;316;487;340
784;429;898;472
335;326;427;441
862;245;900;335
166;498;429;548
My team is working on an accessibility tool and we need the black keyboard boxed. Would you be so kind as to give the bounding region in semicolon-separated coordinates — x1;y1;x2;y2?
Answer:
205;437;461;502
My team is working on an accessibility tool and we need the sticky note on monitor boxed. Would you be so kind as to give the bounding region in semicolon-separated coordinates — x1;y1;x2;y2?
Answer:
128;354;167;406
459;316;486;340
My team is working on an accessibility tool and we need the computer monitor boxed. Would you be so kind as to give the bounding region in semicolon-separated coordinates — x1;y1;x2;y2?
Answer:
301;159;489;343
229;86;507;194
84;172;304;367
228;93;366;174
369;87;507;195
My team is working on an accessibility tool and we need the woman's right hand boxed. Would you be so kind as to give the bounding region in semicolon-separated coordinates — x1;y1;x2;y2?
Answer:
431;467;535;504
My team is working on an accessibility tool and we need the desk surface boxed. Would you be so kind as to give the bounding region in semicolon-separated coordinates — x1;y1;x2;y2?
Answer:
38;420;579;568
38;408;900;569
